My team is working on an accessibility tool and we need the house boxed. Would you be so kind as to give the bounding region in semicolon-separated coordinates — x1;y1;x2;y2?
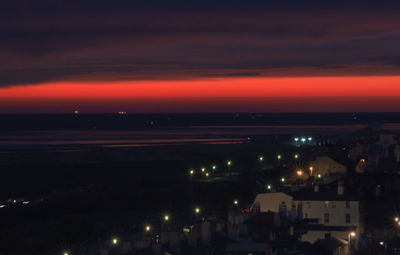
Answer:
252;183;361;245
376;133;398;148
309;156;355;176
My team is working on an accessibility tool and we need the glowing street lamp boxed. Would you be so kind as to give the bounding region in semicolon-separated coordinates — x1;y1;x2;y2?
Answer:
350;232;356;237
309;166;314;175
317;174;322;178
63;252;69;255
395;217;399;222
112;238;118;245
205;172;210;177
163;214;170;222
277;154;282;160
259;156;264;162
189;169;195;175
201;167;206;173
297;170;304;176
227;160;232;176
233;199;239;206
145;225;152;232
267;185;271;190
281;177;285;183
212;165;217;170
194;207;201;215
294;154;299;159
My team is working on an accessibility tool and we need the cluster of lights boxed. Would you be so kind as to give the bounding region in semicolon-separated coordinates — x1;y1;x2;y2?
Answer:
294;137;313;142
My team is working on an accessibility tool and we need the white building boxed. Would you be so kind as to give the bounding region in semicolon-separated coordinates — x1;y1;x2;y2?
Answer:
252;183;360;244
309;156;349;176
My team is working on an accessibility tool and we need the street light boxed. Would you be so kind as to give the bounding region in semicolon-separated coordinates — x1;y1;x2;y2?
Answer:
63;252;69;255
233;199;239;206
212;165;217;170
267;185;271;190
189;169;195;175
164;214;170;222
145;225;151;232
194;207;201;215
350;232;356;237
309;166;314;176
281;177;285;183
201;167;206;173
297;170;304;176
259;156;264;162
317;174;322;178
227;160;232;176
277;154;282;160
205;172;210;177
112;238;118;245
294;154;299;159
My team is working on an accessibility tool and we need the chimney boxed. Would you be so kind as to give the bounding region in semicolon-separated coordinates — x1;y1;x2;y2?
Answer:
314;185;319;193
337;181;344;195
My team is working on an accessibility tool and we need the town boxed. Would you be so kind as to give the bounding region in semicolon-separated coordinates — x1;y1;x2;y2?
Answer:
38;123;398;255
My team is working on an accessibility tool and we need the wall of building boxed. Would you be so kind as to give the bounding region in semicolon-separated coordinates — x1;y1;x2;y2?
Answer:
252;193;293;213
310;156;347;176
297;200;359;228
300;230;349;244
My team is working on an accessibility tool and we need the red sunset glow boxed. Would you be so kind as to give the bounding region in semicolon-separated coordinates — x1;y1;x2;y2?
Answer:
1;76;400;112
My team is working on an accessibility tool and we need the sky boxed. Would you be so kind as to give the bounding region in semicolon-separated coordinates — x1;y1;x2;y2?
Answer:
1;0;400;113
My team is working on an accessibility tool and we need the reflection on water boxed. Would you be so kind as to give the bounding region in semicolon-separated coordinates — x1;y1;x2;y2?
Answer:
2;123;395;149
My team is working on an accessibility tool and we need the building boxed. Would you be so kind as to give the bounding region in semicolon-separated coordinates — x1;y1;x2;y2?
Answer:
376;133;398;148
309;156;354;176
252;183;360;245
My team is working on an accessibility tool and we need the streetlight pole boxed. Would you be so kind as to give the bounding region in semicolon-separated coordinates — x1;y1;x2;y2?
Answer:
227;160;232;176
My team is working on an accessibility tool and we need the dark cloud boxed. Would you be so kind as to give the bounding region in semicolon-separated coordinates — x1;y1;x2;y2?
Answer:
1;2;400;87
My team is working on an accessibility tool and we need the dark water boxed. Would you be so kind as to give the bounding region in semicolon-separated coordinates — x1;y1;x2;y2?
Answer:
1;112;400;131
